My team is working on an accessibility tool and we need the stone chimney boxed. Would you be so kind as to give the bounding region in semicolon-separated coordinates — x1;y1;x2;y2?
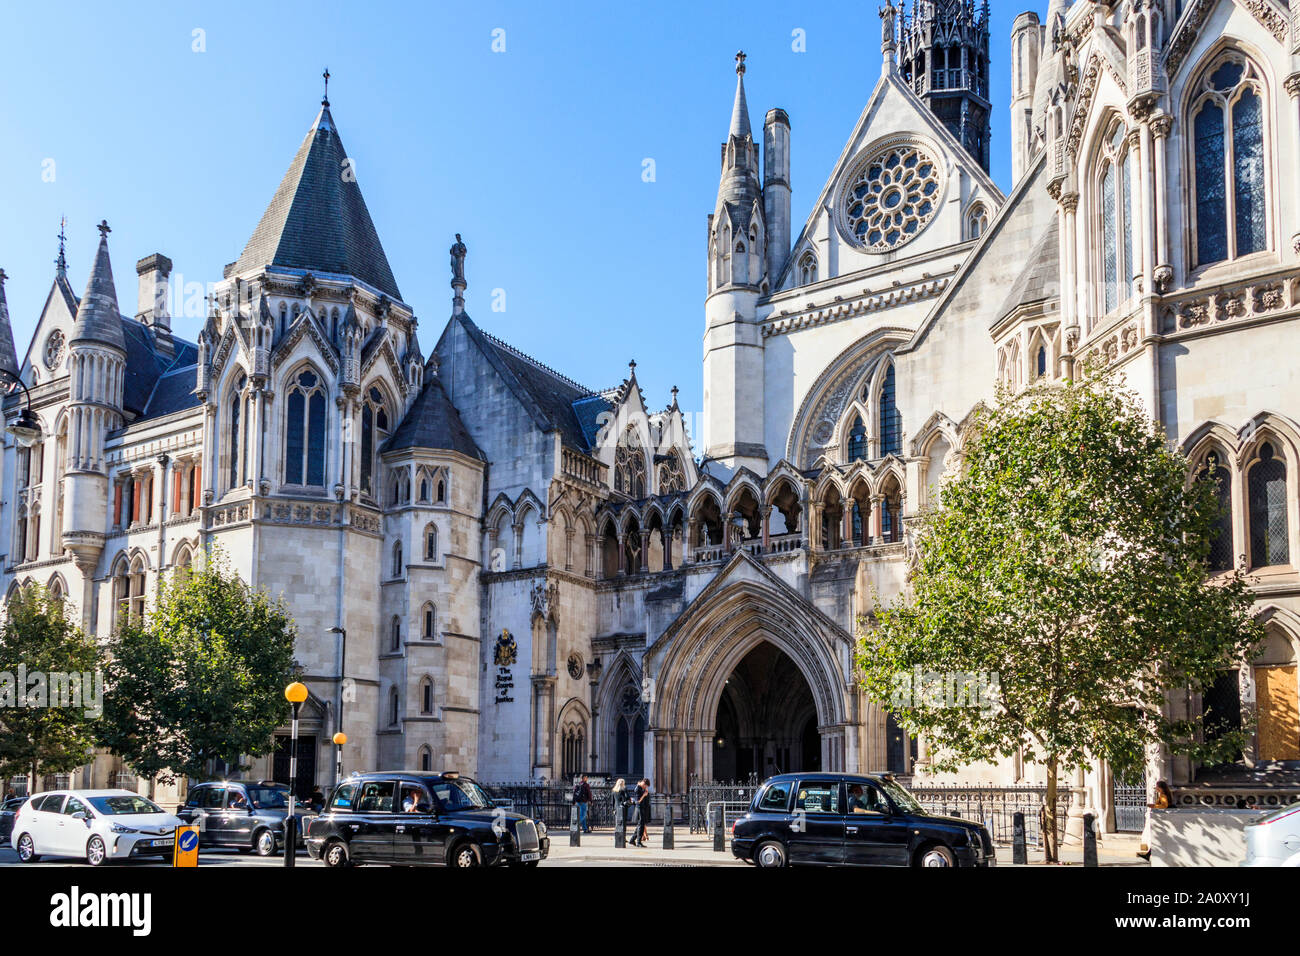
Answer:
136;253;174;357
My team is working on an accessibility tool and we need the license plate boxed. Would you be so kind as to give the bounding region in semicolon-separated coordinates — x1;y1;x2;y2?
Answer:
520;851;540;862
148;839;172;847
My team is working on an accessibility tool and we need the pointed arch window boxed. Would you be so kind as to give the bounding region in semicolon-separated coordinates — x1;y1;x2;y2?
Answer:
614;429;646;498
1192;54;1268;267
227;374;248;492
390;615;402;652
360;386;390;498
1248;442;1289;568
424;524;438;562
798;251;818;285
436;477;446;503
419;746;432;772
878;364;901;457
284;368;326;487
848;415;868;462
1036;345;1048;379
966;203;988;241
421;603;437;641
1198;451;1234;572
417;472;431;503
420;677;434;715
1098;117;1136;314
392;539;404;579
657;451;685;495
388;687;400;727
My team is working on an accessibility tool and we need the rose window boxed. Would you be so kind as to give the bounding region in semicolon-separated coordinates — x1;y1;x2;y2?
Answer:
843;144;943;251
44;330;65;370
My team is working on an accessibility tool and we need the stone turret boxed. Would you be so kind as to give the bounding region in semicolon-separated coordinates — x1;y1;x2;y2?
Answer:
703;53;767;476
1010;11;1042;185
762;108;791;284
63;221;127;574
0;268;19;383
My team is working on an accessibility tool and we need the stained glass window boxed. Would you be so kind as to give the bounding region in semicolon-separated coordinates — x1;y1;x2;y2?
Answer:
1249;443;1289;567
848;416;868;462
1098;119;1134;314
360;386;389;497
285;369;326;486
1102;160;1118;314
228;386;242;490
878;365;901;457
1193;55;1267;266
1198;451;1234;572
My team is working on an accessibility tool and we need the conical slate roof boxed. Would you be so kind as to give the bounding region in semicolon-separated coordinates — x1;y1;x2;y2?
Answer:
231;103;402;302
383;373;483;460
0;270;19;379
729;69;752;141
70;227;126;351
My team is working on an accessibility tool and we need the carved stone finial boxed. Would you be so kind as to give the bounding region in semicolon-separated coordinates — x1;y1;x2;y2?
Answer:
735;51;746;76
96;219;111;239
322;67;331;106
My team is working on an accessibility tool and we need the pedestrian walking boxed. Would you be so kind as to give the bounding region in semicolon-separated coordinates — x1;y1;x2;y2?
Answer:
612;778;630;843
632;777;651;847
572;774;593;833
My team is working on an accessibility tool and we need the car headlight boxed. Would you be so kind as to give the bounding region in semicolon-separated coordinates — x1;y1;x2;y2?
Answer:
110;823;138;834
537;821;547;837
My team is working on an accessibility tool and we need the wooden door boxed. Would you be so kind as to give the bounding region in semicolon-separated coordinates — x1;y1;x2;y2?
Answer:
1256;664;1300;761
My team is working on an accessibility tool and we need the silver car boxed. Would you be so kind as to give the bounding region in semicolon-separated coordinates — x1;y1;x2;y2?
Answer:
10;789;183;865
1243;800;1300;866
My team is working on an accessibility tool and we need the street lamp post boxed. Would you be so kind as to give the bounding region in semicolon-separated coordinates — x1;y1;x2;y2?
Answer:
328;626;346;786
332;732;347;789
283;681;309;867
1;366;44;449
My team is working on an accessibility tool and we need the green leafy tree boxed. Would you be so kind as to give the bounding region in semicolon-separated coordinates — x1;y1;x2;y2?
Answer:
0;586;104;784
856;374;1262;860
99;549;298;782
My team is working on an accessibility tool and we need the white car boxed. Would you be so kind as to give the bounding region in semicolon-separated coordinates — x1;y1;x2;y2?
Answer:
1243;800;1300;866
10;789;183;866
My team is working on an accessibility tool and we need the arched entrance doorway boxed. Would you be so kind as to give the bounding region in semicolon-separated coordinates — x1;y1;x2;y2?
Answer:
712;642;820;781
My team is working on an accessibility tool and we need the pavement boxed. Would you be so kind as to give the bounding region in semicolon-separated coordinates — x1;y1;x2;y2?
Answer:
0;831;1150;868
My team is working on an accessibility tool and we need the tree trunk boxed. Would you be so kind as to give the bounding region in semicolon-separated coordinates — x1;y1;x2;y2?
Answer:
1044;756;1058;863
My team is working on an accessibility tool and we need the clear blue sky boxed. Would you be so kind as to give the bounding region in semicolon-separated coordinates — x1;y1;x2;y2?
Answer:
0;0;1047;422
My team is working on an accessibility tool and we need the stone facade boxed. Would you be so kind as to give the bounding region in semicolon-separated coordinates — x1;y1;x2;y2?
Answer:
2;0;1298;835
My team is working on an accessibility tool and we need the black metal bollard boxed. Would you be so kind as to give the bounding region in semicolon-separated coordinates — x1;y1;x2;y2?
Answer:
1012;811;1027;865
662;804;674;850
713;810;725;852
1083;813;1098;867
569;802;580;847
614;799;626;848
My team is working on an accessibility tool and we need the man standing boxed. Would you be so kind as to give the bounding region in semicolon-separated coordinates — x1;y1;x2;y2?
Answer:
573;774;593;833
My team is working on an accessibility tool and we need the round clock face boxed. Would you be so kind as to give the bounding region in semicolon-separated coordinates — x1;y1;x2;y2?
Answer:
841;142;943;252
43;330;65;370
567;653;584;680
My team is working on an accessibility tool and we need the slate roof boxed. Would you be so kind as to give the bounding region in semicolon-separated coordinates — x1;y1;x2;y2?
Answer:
994;215;1060;326
382;374;483;460
230;104;402;302
453;313;606;453
0;273;18;379
70;232;126;350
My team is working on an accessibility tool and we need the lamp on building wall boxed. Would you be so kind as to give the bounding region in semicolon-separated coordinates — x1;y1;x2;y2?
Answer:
283;680;309;868
1;369;42;448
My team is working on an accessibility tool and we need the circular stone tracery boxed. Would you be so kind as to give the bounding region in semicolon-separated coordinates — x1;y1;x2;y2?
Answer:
842;143;943;252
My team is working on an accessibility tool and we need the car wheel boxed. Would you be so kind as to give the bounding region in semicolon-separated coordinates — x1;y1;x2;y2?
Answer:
916;843;957;867
323;840;350;869
253;828;276;857
86;836;108;867
449;841;482;868
15;833;40;863
754;840;788;868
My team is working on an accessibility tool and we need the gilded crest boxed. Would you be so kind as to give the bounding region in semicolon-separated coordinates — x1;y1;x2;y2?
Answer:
493;629;518;667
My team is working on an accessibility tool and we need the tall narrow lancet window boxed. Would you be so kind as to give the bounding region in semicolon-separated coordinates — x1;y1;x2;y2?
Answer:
1248;442;1289;568
360;386;389;497
227;375;247;491
1098;118;1135;314
848;416;868;462
1192;54;1267;267
1198;451;1234;573
284;369;326;486
878;364;901;457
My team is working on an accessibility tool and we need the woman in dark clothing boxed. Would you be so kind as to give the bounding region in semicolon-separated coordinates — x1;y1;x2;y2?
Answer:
632;778;651;847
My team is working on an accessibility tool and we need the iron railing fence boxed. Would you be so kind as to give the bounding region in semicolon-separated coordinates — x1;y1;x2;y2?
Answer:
487;779;1072;846
908;784;1072;846
484;781;688;829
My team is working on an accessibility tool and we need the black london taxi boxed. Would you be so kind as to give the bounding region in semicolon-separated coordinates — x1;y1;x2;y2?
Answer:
178;781;314;856
731;772;996;868
305;771;550;868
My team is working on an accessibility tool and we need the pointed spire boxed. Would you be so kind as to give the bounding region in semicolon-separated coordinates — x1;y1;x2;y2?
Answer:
729;51;752;141
0;268;20;380
55;216;68;280
322;66;330;106
69;221;125;351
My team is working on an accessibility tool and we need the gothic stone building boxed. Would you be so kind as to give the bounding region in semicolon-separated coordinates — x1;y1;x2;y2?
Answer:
2;0;1299;829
